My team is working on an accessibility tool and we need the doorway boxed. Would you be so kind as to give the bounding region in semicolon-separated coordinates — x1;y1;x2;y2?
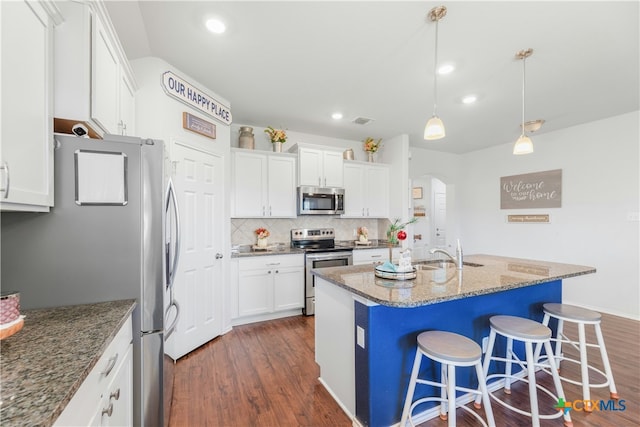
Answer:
411;175;447;258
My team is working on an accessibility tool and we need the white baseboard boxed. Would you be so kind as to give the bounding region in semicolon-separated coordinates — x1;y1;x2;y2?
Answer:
317;376;356;422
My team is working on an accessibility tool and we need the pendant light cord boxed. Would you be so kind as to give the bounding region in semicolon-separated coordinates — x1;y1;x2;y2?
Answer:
433;19;439;117
521;56;526;136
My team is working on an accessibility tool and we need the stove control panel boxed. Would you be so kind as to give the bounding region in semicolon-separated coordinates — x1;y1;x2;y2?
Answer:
291;228;335;241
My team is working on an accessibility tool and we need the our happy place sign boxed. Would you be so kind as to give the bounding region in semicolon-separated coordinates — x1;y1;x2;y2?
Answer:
500;169;562;209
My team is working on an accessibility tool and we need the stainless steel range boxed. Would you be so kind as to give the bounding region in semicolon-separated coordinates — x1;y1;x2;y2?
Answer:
291;228;353;315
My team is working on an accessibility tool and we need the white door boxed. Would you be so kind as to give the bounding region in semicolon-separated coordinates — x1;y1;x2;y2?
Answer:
434;191;447;248
166;141;224;360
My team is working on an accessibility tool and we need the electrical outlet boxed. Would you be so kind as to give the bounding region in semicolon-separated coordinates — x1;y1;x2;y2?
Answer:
482;336;489;353
357;326;365;349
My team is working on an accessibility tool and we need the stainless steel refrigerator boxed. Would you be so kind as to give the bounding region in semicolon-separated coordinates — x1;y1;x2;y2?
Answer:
0;133;181;427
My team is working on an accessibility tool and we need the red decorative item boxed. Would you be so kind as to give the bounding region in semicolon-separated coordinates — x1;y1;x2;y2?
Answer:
397;230;407;241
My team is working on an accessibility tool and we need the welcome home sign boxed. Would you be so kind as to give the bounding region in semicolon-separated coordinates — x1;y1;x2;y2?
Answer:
500;169;562;209
162;71;232;125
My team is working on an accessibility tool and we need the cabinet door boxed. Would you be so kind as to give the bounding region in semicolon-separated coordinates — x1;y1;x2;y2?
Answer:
238;269;272;316
342;163;365;217
119;72;136;136
0;0;54;211
232;151;267;217
267;155;297;217
298;148;322;186
101;344;133;426
91;15;119;134
323;151;344;187
273;267;304;311
365;165;389;218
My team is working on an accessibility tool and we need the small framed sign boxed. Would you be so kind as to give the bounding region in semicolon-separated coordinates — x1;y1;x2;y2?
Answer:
412;187;423;199
507;214;550;223
182;112;216;140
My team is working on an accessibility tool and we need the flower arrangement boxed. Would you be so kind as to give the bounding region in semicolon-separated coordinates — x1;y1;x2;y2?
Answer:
357;226;368;237
363;137;382;153
264;126;287;143
255;228;270;239
386;217;418;245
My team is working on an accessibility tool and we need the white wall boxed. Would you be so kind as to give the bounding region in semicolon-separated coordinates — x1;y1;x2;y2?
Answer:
459;112;639;319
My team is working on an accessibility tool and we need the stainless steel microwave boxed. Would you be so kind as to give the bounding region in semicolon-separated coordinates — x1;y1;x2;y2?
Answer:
297;186;344;215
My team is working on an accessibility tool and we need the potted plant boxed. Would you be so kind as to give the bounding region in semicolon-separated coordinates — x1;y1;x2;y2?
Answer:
357;226;369;243
363;137;382;162
255;227;270;248
264;126;287;152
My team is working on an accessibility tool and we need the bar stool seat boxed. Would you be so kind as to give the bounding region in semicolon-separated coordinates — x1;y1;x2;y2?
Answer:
401;331;495;427
475;315;572;427
534;303;618;412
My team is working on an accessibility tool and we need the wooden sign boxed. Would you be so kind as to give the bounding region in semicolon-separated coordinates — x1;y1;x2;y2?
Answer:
507;214;550;223
182;112;216;140
500;169;562;209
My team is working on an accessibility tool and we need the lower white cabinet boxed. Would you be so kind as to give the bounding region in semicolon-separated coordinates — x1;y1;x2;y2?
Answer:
54;316;133;427
353;248;401;265
232;254;304;324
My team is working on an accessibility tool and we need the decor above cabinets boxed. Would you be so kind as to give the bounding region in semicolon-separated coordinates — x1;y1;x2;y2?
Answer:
53;1;136;137
289;143;344;188
342;161;390;218
231;149;297;218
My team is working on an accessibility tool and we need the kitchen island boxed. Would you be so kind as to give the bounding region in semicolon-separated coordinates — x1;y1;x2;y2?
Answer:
311;254;595;426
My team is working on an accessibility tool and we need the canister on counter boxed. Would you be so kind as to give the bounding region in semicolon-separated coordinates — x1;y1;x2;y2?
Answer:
0;291;24;340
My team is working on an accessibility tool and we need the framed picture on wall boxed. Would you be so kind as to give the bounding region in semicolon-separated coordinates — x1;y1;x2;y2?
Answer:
412;187;423;199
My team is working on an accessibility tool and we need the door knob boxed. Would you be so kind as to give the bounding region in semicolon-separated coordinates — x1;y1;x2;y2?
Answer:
215;253;223;259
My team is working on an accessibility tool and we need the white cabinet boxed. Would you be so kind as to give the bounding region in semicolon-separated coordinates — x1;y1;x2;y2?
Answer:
231;149;297;218
54;1;136;137
296;146;344;188
55;316;133;427
353;248;401;265
343;161;389;218
233;254;304;324
0;0;58;212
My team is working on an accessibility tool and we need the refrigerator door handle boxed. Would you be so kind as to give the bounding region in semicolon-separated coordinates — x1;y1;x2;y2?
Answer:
164;300;180;340
165;178;181;291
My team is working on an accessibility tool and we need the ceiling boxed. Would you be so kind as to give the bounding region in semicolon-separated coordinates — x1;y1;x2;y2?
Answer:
105;1;639;154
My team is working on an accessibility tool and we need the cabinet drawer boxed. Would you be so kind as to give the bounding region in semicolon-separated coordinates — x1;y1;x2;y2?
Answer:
353;248;401;265
54;316;133;426
239;254;304;271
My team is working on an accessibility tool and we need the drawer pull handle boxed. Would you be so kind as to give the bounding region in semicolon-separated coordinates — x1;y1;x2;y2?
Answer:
265;262;281;266
102;353;119;377
371;255;382;258
110;388;121;401
102;403;113;417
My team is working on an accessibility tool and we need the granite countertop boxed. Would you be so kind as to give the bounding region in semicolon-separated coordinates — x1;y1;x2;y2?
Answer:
0;299;136;427
231;240;398;258
311;254;596;307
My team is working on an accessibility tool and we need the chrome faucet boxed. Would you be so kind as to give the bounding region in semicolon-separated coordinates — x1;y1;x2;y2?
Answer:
429;239;463;270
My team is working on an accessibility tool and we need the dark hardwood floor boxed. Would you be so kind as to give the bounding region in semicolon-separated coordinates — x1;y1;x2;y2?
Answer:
169;312;639;427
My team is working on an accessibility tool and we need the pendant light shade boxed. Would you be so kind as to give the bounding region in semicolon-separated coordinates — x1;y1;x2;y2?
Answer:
513;48;534;155
424;116;445;139
425;6;447;141
513;135;533;155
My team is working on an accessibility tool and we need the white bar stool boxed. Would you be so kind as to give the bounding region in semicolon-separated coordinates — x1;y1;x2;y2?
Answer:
534;303;618;411
400;330;495;427
474;315;572;427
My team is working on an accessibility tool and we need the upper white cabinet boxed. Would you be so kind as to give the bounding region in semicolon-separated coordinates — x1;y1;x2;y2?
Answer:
54;0;136;137
342;161;389;218
231;149;297;218
0;0;60;212
294;145;344;188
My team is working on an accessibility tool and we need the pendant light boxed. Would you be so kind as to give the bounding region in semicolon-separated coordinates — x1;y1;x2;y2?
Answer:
424;6;447;140
513;48;534;155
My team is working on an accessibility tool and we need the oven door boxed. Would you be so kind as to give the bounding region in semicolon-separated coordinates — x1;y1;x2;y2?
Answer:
304;251;353;315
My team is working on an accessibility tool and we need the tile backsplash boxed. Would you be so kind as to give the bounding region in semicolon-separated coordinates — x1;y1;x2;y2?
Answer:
231;217;392;246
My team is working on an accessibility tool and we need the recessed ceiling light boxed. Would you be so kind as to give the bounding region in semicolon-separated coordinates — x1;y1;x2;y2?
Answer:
206;18;226;34
438;64;455;75
331;112;343;120
462;95;477;104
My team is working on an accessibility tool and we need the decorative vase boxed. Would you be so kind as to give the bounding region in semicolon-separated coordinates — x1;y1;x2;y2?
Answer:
272;142;283;153
257;237;268;248
359;234;368;243
367;152;375;162
238;126;255;149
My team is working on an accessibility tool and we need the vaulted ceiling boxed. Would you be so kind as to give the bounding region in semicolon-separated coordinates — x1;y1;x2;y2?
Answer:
105;1;639;153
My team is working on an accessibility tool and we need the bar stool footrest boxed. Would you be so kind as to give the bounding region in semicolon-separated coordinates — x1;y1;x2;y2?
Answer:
485;373;565;420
